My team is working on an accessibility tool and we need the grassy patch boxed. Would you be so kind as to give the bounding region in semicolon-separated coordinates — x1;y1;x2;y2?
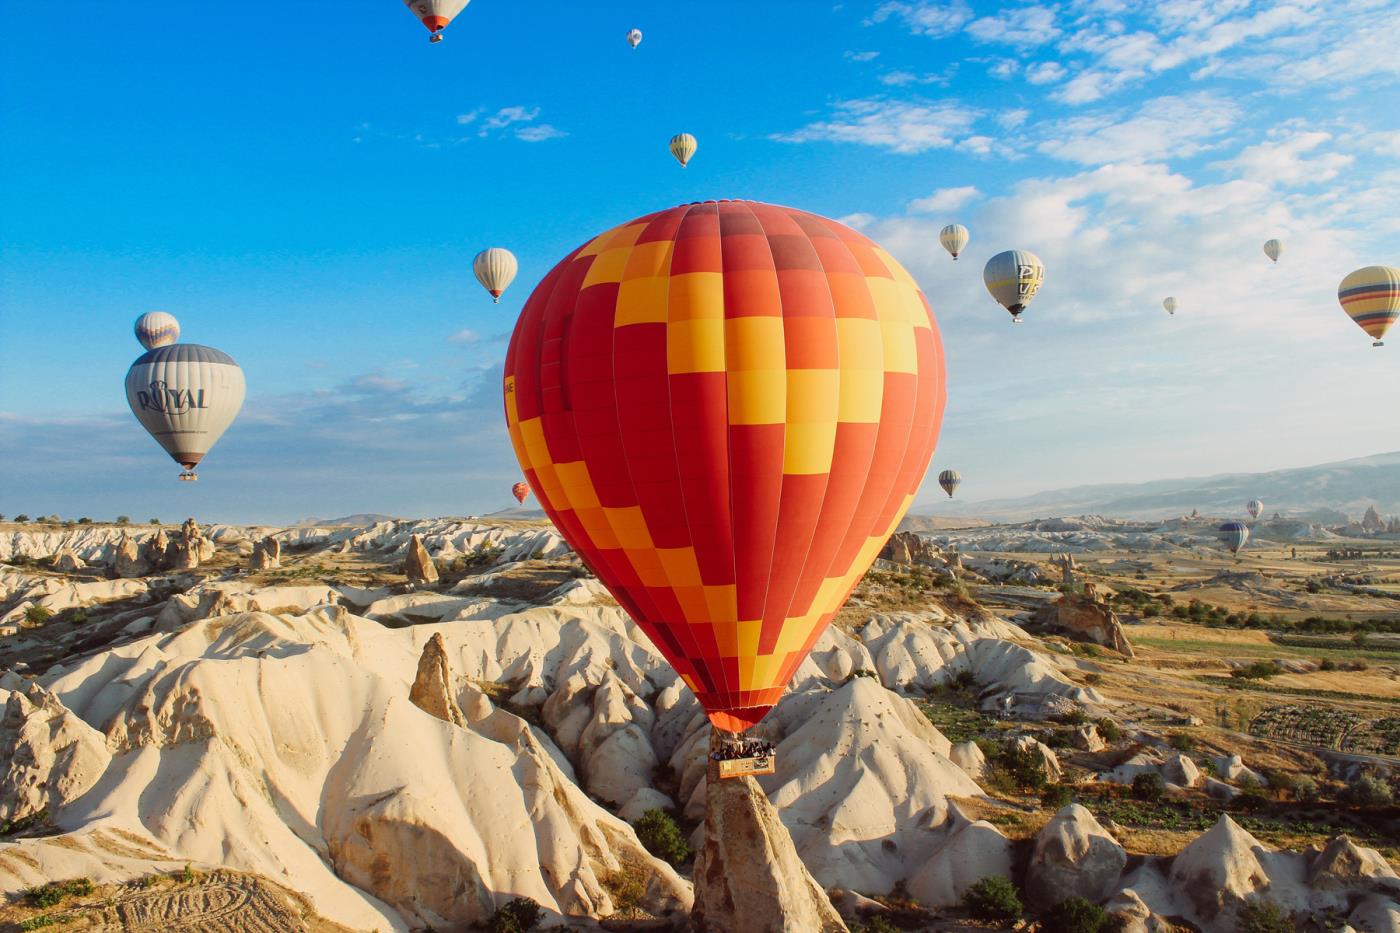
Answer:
917;695;997;744
1197;676;1400;705
25;877;93;909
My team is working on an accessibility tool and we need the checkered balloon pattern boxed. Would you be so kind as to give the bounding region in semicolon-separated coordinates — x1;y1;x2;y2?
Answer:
504;200;946;731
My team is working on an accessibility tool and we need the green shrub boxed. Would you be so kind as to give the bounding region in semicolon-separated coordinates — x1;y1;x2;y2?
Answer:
1168;732;1195;752
13;514;27;523
1131;772;1165;802
1339;775;1393;807
488;897;543;933
1096;718;1122;742
1292;776;1320;803
1056;705;1090;726
1042;897;1111;933
1236;898;1292;933
1041;783;1074;810
116;515;130;524
952;669;976;690
1234;780;1270;812
855;917;900;933
851;668;877;680
963;875;1023;922
997;744;1049;792
633;809;691;867
26;877;93;908
1232;661;1283;681
19;916;61;931
1143;604;1161;618
77;517;92;524
1318;659;1338;672
23;605;53;626
1085;672;1103;686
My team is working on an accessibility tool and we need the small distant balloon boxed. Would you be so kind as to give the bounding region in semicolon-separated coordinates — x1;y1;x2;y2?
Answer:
938;469;961;498
1163;297;1177;316
473;248;518;303
1263;239;1283;264
1247;499;1263;520
1218;520;1250;557
1337;265;1400;347
134;312;180;350
512;481;530;504
669;133;697;168
402;0;471;42
939;224;969;261
983;250;1044;323
626;28;643;49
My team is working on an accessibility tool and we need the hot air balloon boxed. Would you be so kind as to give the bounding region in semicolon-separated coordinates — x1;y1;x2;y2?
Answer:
1218;521;1249;557
627;28;643;49
938;469;961;498
134;312;180;350
1247;499;1264;521
1264;239;1283;264
504;201;945;733
125;344;245;481
403;0;470;42
939;224;969;261
512;481;530;503
983;250;1044;322
1337;266;1400;347
669;133;697;168
473;248;518;304
1163;297;1177;316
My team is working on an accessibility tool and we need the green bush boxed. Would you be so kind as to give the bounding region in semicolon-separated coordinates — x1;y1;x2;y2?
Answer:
964;875;1023;922
855;917;900;933
1042;897;1111;933
1235;898;1292;933
1339;775;1393;807
1041;783;1074;810
1318;659;1338;672
1232;661;1283;681
1168;732;1195;752
23;605;53;626
1096;718;1122;742
1234;780;1270;812
633;809;691;867
14;514;29;523
77;517;92;524
851;668;878;680
1056;705;1090;726
997;744;1049;792
488;897;543;933
26;877;93;909
116;515;130;525
1292;776;1320;803
19;916;61;931
1131;772;1165;802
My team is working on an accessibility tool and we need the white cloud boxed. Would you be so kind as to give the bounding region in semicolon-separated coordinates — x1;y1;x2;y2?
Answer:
774;98;981;154
1025;61;1067;85
869;0;973;37
455;110;482;126
1037;93;1239;165
1215;129;1354;187
480;106;539;133
966;5;1061;44
910;185;981;213
959;135;996;155
516;124;567;142
881;70;920;86
988;59;1019;79
844;50;880;61
997;108;1031;129
448;329;481;345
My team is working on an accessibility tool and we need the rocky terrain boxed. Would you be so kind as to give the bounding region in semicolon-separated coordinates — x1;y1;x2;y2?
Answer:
1;518;1397;931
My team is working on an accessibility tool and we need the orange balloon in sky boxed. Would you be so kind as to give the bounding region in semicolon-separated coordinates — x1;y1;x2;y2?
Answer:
512;481;530;503
503;201;946;732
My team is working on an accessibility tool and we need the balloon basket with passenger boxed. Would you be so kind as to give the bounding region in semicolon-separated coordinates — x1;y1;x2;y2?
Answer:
710;735;777;780
178;470;198;482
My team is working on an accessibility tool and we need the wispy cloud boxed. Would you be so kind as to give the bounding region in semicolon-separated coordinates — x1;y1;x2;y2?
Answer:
909;185;981;213
868;0;973;37
1036;93;1239;165
774;98;981;154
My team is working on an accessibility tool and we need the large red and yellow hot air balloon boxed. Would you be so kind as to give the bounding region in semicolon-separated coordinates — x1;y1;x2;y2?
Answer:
504;201;946;732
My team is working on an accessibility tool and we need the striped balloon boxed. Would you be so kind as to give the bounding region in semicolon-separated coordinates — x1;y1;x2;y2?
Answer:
669;133;697;168
403;0;471;41
1218;521;1250;557
1337;266;1400;347
983;250;1044;322
134;311;180;350
1264;239;1283;263
938;469;961;498
1247;499;1263;520
512;481;530;504
1163;297;1177;316
473;248;518;303
939;224;969;260
125;344;245;480
504;201;945;731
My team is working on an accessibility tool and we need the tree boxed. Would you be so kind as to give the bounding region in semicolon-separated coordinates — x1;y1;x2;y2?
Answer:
1131;772;1165;802
77;517;92;524
964;876;1022;922
116;516;130;525
633;809;691;867
1042;897;1111;933
488;897;542;933
149;518;161;525
13;515;27;523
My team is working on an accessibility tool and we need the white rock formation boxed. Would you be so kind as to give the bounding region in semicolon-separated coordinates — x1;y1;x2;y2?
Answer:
1026;804;1127;907
0;680;111;823
905;804;1014;906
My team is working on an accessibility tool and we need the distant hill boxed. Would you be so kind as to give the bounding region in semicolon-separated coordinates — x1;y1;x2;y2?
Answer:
911;451;1400;523
293;513;401;527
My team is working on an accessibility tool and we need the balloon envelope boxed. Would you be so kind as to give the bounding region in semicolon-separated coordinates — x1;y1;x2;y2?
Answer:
512;481;530;503
1264;239;1283;263
504;201;946;731
1163;297;1177;315
125;344;245;475
669;133;697;168
1337;265;1400;346
134;312;180;350
1247;499;1264;520
473;248;518;303
1218;521;1250;555
939;224;969;260
627;28;642;48
983;250;1044;321
938;469;961;498
403;0;470;36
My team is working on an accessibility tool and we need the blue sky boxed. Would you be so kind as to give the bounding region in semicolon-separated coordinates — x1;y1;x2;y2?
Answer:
3;1;1399;524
